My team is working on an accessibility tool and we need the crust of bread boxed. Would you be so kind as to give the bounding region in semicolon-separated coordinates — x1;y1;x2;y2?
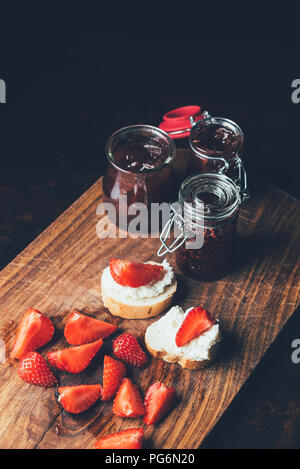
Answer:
102;280;177;320
145;339;219;369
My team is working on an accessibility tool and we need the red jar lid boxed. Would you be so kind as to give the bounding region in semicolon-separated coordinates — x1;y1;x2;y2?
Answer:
159;105;204;140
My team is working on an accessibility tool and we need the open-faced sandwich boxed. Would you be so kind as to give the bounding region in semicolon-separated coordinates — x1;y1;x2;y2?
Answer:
145;305;221;369
101;259;177;319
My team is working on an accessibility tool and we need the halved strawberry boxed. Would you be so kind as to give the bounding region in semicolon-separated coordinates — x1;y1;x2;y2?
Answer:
18;351;57;388
113;333;147;368
94;428;143;449
113;378;145;417
64;311;117;345
143;381;176;425
58;384;102;414
101;355;126;401
175;306;214;347
11;308;54;359
110;259;164;287
47;338;103;373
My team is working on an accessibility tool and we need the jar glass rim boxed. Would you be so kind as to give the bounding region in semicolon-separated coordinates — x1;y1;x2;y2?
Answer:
178;172;240;223
105;124;176;175
189;116;244;159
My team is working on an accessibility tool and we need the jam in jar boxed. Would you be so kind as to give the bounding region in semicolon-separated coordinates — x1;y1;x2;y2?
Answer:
189;115;248;200
103;125;177;230
158;173;241;281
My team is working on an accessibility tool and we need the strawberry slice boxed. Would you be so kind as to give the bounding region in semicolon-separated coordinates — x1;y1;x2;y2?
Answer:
94;428;143;449
113;378;145;417
64;311;117;345
10;308;54;359
175;306;214;347
18;351;57;388
113;333;147;368
110;259;164;287
101;355;126;401
143;381;176;425
47;338;103;374
58;384;102;414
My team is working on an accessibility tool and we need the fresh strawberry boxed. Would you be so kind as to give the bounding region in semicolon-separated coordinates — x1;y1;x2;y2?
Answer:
18;351;57;387
175;306;214;347
94;428;143;449
101;355;126;401
58;384;102;414
64;311;117;345
110;259;164;287
10;308;54;359
113;378;145;417
47;338;103;374
143;381;176;425
113;333;147;367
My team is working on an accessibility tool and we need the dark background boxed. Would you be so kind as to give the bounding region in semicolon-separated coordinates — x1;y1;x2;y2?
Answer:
0;5;299;449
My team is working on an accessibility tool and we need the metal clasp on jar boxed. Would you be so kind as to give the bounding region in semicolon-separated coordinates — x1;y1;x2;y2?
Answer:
157;202;188;257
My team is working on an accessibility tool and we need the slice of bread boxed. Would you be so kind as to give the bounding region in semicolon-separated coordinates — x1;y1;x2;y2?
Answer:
145;306;221;369
101;262;177;319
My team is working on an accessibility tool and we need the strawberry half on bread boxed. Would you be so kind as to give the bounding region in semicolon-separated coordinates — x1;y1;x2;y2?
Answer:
101;259;177;319
145;306;221;369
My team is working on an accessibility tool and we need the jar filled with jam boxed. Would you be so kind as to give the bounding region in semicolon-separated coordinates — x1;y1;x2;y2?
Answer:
189;115;249;200
103;125;177;229
158;173;241;281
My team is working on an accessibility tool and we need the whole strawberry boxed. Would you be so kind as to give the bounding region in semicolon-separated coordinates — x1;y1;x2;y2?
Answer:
113;333;147;368
19;352;57;388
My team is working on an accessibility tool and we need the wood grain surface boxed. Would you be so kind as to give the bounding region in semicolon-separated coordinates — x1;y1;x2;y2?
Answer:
0;178;299;449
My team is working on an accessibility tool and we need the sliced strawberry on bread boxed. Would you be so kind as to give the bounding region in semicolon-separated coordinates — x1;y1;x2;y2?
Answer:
47;338;103;373
64;311;117;345
175;306;214;347
58;384;102;414
113;378;145;417
113;333;147;368
10;308;54;359
144;381;176;425
94;428;143;449
18;351;57;388
101;355;126;401
110;259;164;287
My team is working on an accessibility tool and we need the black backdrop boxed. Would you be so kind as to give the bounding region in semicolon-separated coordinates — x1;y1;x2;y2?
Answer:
0;7;300;197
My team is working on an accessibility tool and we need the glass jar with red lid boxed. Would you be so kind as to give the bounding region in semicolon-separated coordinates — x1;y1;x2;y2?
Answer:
103;125;177;230
159;106;249;200
158;172;241;281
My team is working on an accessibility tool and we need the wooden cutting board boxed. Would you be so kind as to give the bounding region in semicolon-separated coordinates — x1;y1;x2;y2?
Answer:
0;178;299;449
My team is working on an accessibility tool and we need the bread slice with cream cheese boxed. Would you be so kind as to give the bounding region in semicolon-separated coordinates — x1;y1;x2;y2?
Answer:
145;306;221;369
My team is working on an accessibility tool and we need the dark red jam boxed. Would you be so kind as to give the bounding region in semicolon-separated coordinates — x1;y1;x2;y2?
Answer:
113;140;171;173
189;119;244;183
175;215;238;281
171;173;240;281
103;125;177;230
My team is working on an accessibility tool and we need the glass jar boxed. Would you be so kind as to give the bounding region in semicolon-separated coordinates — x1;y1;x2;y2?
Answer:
189;114;249;200
103;125;177;229
158;173;241;281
